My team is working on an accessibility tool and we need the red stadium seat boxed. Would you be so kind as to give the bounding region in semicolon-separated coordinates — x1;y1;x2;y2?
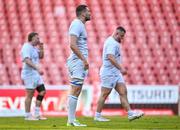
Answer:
0;0;179;85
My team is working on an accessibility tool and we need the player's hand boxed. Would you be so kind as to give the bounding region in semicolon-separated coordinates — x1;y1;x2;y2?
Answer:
38;42;44;49
36;66;44;75
83;59;89;70
38;69;44;75
40;70;44;75
120;68;127;75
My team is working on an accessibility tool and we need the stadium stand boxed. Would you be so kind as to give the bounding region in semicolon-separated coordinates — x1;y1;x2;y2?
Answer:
0;0;179;85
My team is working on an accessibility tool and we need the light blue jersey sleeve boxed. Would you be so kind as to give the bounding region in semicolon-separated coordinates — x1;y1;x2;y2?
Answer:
69;20;82;37
21;44;31;61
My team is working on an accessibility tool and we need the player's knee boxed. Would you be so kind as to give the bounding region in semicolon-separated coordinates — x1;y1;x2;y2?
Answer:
101;92;109;99
36;84;46;93
36;94;44;101
70;78;83;96
26;93;34;99
116;84;127;96
119;91;127;97
25;96;32;101
121;88;127;95
75;89;81;95
72;87;82;97
39;90;46;96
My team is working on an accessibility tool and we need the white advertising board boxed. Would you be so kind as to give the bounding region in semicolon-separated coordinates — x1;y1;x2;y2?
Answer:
106;85;179;104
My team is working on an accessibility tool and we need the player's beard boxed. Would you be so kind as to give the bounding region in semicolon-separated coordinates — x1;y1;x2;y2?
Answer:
117;38;121;43
34;41;39;46
85;15;90;21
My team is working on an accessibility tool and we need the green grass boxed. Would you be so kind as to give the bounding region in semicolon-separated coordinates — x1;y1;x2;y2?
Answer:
0;116;180;130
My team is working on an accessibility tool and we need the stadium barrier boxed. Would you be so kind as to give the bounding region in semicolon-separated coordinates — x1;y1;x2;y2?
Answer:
103;85;179;116
0;85;179;117
0;85;93;117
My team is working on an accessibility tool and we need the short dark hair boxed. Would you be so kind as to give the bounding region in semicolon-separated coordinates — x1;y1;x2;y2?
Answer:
76;4;88;17
116;26;126;33
28;32;38;42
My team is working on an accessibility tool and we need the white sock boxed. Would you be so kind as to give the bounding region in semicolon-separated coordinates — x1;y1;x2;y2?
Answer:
25;112;31;117
95;112;101;118
34;107;40;116
68;95;78;123
128;110;133;115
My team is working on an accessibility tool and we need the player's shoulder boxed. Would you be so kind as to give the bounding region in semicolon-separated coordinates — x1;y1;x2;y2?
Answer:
70;19;83;27
106;36;113;42
22;42;28;47
105;36;116;46
22;42;32;50
71;19;80;24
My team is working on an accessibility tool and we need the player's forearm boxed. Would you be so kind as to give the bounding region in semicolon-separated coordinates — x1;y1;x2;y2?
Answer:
24;58;39;70
38;43;44;59
70;44;86;61
39;49;44;59
108;55;122;70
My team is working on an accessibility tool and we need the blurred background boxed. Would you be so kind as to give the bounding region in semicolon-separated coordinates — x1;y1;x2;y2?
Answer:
0;0;179;117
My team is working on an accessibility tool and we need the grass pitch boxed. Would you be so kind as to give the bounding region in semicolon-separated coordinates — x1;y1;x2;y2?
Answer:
0;116;180;130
